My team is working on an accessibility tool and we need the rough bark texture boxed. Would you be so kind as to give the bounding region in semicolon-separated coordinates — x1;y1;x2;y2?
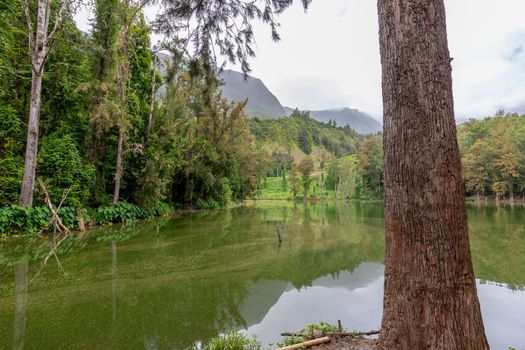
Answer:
377;0;489;349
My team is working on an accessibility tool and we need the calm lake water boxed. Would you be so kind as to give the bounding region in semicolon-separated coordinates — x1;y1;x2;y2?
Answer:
0;202;524;349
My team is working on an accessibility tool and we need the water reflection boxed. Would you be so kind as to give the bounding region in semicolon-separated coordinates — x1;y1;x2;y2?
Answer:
12;261;28;350
0;202;523;349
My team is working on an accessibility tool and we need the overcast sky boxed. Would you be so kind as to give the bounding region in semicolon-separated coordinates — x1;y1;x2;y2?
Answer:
75;0;525;121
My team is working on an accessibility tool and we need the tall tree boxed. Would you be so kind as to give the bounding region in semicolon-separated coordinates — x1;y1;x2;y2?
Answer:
377;0;488;348
297;156;314;202
462;139;489;202
19;0;71;206
112;0;151;205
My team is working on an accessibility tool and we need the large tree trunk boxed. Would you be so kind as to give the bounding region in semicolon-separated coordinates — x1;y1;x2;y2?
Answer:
377;0;488;349
19;70;43;206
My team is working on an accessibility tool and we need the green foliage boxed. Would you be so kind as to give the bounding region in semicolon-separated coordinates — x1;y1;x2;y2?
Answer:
251;110;360;159
298;129;312;154
326;155;362;199
458;114;525;200
37;133;95;207
93;202;172;224
0;206;78;236
297;156;315;200
196;332;262;350
0;202;172;236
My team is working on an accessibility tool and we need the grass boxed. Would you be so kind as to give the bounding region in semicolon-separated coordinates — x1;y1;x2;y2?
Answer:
257;176;336;201
195;332;262;350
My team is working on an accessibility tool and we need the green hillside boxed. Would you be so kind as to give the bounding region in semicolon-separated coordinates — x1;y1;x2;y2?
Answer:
251;109;365;160
251;110;383;200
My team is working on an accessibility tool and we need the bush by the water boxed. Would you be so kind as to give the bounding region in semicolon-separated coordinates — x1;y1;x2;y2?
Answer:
0;202;172;236
93;202;172;224
0;205;78;236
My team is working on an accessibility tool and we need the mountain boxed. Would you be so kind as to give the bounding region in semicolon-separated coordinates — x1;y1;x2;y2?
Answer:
218;69;286;118
300;107;382;134
219;70;381;134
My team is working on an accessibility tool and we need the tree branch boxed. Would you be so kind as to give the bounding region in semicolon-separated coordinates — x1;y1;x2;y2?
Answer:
45;0;68;52
22;0;35;53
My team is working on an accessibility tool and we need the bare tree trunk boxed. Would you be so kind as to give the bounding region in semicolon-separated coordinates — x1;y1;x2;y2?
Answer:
146;61;156;140
19;0;67;206
112;129;125;205
377;0;488;349
19;70;43;206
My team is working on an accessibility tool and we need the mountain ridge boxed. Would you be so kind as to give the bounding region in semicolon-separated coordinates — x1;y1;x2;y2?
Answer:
218;69;382;134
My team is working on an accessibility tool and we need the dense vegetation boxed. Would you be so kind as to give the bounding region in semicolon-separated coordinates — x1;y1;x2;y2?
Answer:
0;1;262;214
457;112;525;201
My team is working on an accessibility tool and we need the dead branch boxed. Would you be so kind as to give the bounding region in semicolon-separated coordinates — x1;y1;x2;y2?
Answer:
37;178;70;235
277;336;331;350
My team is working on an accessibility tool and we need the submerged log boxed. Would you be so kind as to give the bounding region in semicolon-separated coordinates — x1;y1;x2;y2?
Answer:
277;336;330;350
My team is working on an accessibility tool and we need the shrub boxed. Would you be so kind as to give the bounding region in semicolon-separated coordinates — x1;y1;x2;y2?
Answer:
0;202;172;236
93;202;172;225
195;198;221;210
0;205;78;236
36;133;95;207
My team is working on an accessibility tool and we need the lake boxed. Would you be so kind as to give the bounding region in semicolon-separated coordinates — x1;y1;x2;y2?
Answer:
0;202;524;349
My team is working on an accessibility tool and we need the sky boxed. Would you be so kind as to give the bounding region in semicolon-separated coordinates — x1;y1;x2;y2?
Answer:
75;0;525;121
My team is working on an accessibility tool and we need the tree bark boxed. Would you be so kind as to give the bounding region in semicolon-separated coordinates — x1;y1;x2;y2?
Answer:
377;0;488;349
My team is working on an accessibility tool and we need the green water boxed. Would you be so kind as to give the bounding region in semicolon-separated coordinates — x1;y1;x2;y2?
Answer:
0;202;524;349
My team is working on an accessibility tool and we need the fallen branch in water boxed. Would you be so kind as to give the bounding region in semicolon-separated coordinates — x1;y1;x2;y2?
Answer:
30;180;74;282
277;336;331;350
38;178;71;234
